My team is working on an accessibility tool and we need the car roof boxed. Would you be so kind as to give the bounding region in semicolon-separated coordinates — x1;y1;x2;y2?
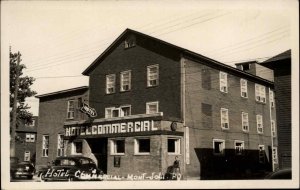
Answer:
55;156;93;161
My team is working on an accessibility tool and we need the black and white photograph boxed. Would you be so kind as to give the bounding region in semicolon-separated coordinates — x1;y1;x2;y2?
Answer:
1;0;299;189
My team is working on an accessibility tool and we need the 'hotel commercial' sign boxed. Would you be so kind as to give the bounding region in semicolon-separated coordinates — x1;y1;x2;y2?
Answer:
65;120;158;137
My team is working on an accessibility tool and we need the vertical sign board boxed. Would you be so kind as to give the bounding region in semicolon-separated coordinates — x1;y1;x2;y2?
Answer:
185;127;190;164
114;156;121;167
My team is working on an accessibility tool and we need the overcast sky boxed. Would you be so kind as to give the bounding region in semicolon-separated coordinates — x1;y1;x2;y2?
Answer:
1;0;298;116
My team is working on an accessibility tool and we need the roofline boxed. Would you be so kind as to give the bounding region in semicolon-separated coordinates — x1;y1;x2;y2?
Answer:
35;86;88;98
82;28;274;85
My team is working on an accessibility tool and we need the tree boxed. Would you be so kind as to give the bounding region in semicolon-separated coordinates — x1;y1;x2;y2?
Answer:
10;51;37;156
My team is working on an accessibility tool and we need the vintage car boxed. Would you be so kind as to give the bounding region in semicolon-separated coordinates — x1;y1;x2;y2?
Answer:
11;161;35;179
37;156;104;181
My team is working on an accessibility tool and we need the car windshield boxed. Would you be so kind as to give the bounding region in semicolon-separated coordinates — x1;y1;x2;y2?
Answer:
55;159;76;166
78;158;93;165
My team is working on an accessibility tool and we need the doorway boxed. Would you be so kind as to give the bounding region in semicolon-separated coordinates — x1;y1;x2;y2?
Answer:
87;138;108;173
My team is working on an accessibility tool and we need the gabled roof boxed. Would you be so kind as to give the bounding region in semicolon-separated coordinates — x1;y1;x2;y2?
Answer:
262;49;291;63
82;28;274;85
36;86;88;98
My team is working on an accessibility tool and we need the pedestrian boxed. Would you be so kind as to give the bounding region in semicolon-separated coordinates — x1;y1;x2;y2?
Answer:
173;156;181;180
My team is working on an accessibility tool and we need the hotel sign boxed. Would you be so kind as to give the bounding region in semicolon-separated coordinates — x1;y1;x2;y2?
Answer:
65;120;158;137
80;103;97;118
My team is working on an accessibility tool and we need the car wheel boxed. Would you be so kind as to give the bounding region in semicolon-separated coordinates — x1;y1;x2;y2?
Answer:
68;177;75;182
27;175;33;180
39;173;46;182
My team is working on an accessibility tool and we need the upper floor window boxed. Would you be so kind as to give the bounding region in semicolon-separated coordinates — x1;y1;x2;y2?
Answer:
67;100;75;119
219;71;228;93
24;151;30;161
42;135;49;157
240;79;248;98
106;74;116;94
269;90;275;107
213;139;225;155
120;71;131;92
147;65;159;87
146;101;159;114
29;119;35;127
255;84;266;103
124;36;136;49
25;133;35;142
242;112;249;132
220;108;229;129
256;114;263;134
105;105;131;118
234;140;245;155
57;134;65;157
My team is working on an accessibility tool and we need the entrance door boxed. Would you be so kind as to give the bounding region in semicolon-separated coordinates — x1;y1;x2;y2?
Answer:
87;138;108;173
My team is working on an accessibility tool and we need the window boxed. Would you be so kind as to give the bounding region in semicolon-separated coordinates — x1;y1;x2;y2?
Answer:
24;151;30;161
255;84;266;103
42;135;49;157
240;79;248;98
105;105;131;118
201;69;211;90
110;139;125;155
168;138;181;154
213;139;225;155
219;71;228;93
72;141;83;154
120;71;131;92
78;97;83;108
146;101;159;114
242;112;249;132
258;145;265;163
57;134;65;157
271;120;276;137
134;138;150;155
29;119;35;127
220;108;229;129
147;65;159;87
67;100;75;119
269;90;275;107
256;115;263;133
124;36;136;48
272;147;278;164
25;133;35;142
234;140;244;155
106;74;116;94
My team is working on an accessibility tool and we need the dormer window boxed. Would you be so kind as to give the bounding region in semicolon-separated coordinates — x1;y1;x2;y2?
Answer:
124;35;136;49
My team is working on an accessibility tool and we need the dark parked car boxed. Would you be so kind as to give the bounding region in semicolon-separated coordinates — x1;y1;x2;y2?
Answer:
11;161;35;179
265;168;292;179
37;156;104;181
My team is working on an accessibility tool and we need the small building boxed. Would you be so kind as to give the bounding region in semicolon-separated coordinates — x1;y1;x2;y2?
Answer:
15;116;38;164
36;29;278;179
260;50;292;169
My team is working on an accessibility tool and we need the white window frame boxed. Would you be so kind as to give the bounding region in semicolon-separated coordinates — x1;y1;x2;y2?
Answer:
167;138;181;155
240;79;248;98
220;108;229;129
258;145;265;163
146;101;159;114
25;133;35;142
24;151;30;161
42;135;49;157
67;100;75;119
120;70;131;92
105;105;131;118
271;120;276;137
134;138;151;155
272;147;278;164
110;139;125;155
219;71;228;93
147;65;159;87
269;90;275;108
72;141;83;155
234;140;245;155
106;74;116;94
124;38;136;49
242;112;249;132
255;84;266;103
120;105;131;117
57;134;65;157
256;114;264;134
213;139;225;155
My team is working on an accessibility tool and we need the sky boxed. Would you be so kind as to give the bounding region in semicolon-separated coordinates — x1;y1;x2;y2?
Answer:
1;0;298;116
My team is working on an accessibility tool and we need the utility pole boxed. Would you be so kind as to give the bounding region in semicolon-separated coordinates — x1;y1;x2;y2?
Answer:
10;51;21;157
